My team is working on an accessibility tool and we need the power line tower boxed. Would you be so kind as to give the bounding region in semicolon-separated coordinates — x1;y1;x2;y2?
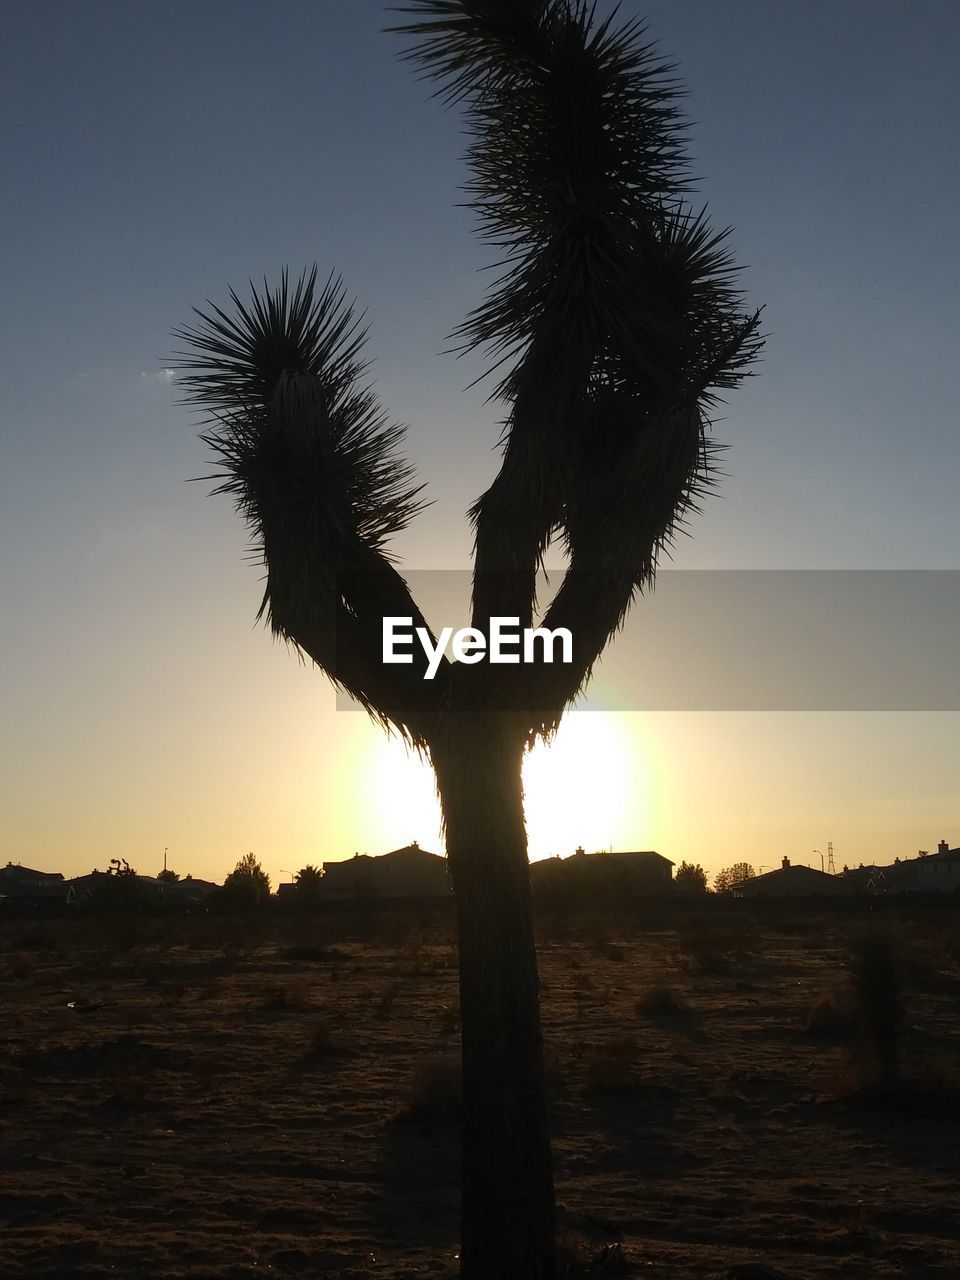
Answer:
827;841;836;875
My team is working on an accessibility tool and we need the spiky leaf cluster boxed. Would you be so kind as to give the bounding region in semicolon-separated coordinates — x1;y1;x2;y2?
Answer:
172;269;440;744
392;2;762;732
393;1;762;557
173;268;426;559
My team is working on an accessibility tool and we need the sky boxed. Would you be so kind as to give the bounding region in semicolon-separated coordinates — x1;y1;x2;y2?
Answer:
1;1;958;886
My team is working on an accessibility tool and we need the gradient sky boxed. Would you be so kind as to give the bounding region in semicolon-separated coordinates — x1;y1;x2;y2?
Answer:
1;1;958;886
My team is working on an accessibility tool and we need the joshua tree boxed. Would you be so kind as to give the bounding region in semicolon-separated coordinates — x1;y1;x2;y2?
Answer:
173;4;761;1275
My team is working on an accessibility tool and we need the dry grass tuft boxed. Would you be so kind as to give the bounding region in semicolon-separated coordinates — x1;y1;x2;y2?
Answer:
258;981;309;1012
593;940;627;962
636;983;689;1019
558;1233;630;1278
676;923;743;974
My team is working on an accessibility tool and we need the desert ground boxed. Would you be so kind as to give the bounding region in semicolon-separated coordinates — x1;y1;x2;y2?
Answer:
1;898;959;1279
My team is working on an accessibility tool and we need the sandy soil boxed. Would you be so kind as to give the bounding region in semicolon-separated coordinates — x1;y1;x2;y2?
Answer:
1;901;959;1279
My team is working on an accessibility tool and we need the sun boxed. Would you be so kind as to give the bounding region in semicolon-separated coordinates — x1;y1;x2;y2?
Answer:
522;712;635;860
355;712;639;862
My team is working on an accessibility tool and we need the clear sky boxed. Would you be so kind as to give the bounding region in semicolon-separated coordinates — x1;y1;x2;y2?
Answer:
1;1;958;886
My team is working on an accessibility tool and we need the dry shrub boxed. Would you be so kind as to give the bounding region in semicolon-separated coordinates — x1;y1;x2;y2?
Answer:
804;987;857;1037
902;936;949;989
258;981;309;1011
280;944;344;964
556;1230;594;1277
158;982;188;1005
358;911;413;949
584;1035;639;1093
676;923;743;974
558;1236;629;1279
593;940;627;963
397;1055;462;1124
636;983;688;1019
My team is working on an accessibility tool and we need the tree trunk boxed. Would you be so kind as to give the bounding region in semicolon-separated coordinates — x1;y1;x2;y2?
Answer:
432;719;556;1280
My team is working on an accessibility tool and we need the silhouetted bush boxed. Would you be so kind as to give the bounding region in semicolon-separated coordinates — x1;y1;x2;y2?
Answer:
636;983;688;1018
676;923;742;973
257;981;309;1012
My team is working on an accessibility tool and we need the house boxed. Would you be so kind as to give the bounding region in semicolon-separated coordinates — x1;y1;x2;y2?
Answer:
162;875;219;906
1;862;64;887
839;840;959;894
603;849;674;885
840;863;891;893
319;842;450;900
916;840;960;893
65;870;165;906
738;857;857;899
0;863;66;907
532;846;674;897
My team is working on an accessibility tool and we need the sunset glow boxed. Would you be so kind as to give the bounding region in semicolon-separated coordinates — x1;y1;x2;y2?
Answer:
358;712;639;864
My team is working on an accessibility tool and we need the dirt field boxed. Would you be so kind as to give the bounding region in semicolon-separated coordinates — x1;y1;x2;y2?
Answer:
1;900;959;1279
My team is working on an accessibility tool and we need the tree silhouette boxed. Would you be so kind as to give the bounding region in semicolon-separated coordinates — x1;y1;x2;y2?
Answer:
293;864;324;904
294;864;323;886
675;861;708;892
173;4;761;1275
221;852;271;908
714;861;756;894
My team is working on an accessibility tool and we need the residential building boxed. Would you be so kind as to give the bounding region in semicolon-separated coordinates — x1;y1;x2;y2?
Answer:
738;857;857;899
532;846;674;896
319;842;450;899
